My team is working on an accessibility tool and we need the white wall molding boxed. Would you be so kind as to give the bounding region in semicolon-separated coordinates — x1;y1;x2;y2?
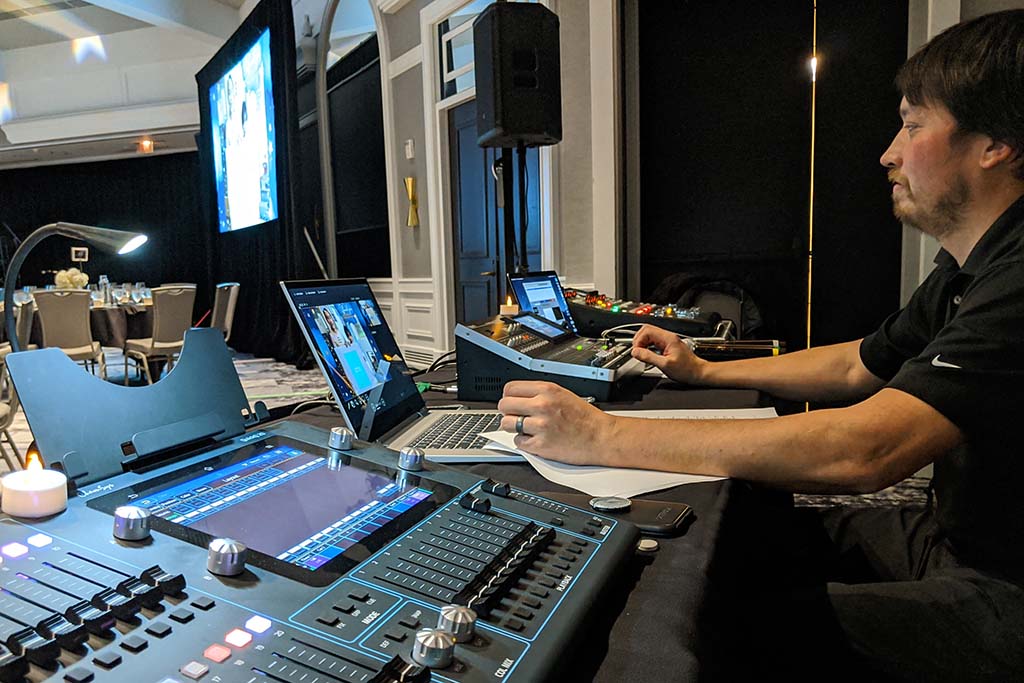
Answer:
389;45;422;79
368;0;405;350
4;101;199;145
589;0;621;297
377;0;416;15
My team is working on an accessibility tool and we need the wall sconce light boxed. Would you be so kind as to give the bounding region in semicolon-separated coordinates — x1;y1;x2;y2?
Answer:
405;176;419;228
138;137;154;154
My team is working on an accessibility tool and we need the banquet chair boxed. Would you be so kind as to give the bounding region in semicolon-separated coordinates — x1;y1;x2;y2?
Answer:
0;371;22;471
124;285;196;384
33;290;106;379
210;282;240;343
0;301;38;362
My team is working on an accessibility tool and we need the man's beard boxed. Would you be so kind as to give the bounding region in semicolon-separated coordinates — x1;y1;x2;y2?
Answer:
889;171;971;240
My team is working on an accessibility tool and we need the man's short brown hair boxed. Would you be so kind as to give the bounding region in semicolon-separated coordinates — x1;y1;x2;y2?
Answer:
896;10;1024;178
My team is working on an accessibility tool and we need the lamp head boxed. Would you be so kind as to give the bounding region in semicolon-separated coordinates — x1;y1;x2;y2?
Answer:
53;223;148;256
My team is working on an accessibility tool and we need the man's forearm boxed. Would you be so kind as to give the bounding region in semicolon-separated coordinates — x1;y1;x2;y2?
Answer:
693;340;882;402
600;388;957;494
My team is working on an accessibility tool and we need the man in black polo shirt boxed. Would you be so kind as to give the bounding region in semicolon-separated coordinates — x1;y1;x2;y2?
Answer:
498;10;1024;680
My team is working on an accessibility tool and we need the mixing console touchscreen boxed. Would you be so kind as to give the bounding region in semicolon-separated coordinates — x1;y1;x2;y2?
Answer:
0;420;637;682
89;437;457;585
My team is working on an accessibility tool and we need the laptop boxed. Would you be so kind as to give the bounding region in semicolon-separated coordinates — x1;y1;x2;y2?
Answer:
507;270;579;333
281;279;516;462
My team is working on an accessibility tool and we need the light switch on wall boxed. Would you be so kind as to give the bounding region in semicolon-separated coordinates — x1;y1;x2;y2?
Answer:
404;139;415;160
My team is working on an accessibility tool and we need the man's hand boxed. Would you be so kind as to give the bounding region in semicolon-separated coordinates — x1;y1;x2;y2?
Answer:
497;381;614;464
630;324;706;384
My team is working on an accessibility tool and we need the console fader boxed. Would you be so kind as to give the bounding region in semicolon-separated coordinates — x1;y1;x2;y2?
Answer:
0;420;637;683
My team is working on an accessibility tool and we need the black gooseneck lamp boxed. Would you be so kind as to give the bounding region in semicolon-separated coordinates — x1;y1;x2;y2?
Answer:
3;222;148;353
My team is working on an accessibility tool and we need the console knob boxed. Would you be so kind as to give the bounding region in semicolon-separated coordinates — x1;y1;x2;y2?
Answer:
398;447;424;472
438;604;477;642
411;628;454;669
207;538;247;576
112;505;151;541
329;426;354;450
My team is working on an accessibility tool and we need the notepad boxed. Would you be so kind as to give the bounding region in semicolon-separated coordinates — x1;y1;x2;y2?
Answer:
480;406;777;497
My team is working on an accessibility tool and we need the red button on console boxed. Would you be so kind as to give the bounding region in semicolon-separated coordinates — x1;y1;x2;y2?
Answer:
203;644;231;663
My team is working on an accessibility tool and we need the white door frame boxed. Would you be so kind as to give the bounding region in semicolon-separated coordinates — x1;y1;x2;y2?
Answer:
420;0;557;349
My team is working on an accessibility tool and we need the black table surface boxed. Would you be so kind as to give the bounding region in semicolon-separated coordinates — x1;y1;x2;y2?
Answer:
288;376;767;681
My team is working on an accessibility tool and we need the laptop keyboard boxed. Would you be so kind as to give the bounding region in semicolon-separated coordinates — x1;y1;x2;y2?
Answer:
408;413;502;450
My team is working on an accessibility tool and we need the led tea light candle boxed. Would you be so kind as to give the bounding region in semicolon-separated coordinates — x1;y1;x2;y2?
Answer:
499;295;519;317
1;452;68;518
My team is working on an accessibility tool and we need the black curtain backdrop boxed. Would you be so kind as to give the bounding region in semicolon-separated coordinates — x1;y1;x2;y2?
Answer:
636;1;907;352
812;1;907;345
0;152;213;317
638;1;813;352
294;35;390;279
196;0;316;363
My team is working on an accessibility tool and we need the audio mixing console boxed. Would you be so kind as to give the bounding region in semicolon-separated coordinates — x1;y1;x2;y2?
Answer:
0;423;636;683
3;332;639;683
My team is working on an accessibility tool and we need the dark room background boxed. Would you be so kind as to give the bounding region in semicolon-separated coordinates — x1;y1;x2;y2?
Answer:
629;0;909;352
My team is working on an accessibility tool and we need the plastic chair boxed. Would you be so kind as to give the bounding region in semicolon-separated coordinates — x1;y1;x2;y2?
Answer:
0;371;22;470
124;285;196;384
0;301;38;362
33;290;106;379
210;282;240;343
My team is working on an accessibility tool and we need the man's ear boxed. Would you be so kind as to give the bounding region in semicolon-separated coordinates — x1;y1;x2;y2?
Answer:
978;138;1018;170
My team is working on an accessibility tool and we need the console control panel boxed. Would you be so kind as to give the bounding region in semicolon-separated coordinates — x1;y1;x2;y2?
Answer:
3;420;636;682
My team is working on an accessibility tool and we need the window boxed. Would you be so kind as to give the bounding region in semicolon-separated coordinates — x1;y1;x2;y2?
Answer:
437;0;536;100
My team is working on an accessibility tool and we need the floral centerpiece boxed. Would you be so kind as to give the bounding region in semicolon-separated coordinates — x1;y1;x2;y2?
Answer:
55;268;89;289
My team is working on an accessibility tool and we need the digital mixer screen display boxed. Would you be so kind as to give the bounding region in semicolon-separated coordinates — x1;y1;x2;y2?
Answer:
89;435;457;586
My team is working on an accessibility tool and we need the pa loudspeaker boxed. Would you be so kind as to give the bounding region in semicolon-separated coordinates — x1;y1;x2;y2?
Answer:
473;2;562;148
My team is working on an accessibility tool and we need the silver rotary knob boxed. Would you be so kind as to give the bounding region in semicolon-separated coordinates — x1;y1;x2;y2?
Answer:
207;538;248;576
411;628;454;669
112;505;151;541
398;447;424;472
328;426;354;450
438;604;477;642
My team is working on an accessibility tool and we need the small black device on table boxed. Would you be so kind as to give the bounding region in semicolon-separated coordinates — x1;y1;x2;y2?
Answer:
455;312;644;402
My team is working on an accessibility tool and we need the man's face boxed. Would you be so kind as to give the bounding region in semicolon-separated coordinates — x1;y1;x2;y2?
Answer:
880;98;974;238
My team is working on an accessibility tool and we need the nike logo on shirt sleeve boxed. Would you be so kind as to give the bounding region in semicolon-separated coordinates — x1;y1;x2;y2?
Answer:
931;354;962;369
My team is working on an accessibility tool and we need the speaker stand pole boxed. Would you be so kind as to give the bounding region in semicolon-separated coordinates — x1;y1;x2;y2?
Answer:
516;141;529;273
500;148;517;296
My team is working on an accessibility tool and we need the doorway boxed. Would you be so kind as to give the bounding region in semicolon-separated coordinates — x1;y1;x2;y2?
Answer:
448;99;540;324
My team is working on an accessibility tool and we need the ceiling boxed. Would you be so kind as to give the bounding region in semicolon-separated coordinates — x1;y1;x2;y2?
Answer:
0;0;375;169
0;1;152;50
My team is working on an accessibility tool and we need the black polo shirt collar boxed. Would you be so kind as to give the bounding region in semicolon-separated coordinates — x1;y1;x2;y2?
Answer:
933;192;1024;275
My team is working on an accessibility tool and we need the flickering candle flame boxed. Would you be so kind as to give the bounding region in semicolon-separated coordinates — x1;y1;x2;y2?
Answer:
2;450;67;518
25;451;42;471
500;296;519;317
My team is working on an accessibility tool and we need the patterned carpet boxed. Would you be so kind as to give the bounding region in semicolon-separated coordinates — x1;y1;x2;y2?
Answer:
0;352;933;508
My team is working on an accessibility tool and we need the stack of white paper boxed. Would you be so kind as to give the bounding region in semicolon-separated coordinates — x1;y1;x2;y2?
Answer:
480;407;777;497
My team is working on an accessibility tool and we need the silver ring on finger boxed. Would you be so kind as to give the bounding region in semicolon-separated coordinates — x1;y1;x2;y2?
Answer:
515;415;526;435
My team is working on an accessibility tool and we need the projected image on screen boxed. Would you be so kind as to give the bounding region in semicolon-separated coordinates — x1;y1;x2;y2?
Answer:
209;28;277;232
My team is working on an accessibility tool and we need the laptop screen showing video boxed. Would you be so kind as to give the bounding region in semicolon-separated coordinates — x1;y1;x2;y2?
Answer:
282;280;424;441
508;271;577;332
